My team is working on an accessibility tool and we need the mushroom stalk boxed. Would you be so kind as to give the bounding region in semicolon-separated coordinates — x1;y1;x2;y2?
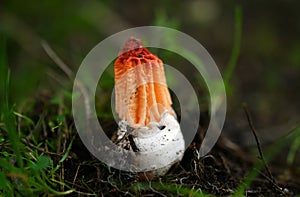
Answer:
113;37;185;177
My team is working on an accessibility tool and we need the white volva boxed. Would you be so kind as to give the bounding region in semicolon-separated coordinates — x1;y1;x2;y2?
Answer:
116;112;185;175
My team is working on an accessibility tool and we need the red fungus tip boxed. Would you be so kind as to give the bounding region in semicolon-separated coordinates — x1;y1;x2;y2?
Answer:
120;37;143;54
118;37;152;59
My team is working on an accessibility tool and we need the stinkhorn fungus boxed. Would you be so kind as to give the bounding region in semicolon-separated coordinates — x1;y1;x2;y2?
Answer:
113;37;185;176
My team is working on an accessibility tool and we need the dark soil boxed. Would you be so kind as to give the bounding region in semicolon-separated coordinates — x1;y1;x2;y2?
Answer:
23;92;300;196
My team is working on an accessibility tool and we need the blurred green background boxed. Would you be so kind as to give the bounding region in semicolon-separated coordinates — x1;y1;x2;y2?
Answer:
1;0;300;143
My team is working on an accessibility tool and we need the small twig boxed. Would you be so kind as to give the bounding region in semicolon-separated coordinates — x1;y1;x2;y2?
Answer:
64;179;90;191
56;93;65;191
149;182;168;197
6;172;30;187
46;70;69;87
243;103;287;195
21;138;67;157
257;170;284;192
219;153;231;174
72;165;80;187
243;103;274;180
41;40;73;79
42;118;49;152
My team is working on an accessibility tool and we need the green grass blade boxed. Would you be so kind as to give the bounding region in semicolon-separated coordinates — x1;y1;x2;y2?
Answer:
0;34;24;168
224;5;243;91
59;136;75;163
287;127;300;164
0;171;10;190
132;182;212;197
30;155;51;172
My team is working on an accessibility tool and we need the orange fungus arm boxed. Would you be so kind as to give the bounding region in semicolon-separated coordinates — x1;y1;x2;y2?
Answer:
114;37;173;128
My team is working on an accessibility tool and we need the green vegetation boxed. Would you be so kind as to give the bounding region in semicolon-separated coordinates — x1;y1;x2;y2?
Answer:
0;37;75;195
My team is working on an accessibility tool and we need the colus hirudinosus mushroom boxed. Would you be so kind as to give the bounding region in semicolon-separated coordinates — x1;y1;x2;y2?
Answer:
113;37;185;177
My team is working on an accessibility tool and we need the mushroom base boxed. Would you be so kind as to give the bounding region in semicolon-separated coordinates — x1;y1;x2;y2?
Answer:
115;113;185;177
